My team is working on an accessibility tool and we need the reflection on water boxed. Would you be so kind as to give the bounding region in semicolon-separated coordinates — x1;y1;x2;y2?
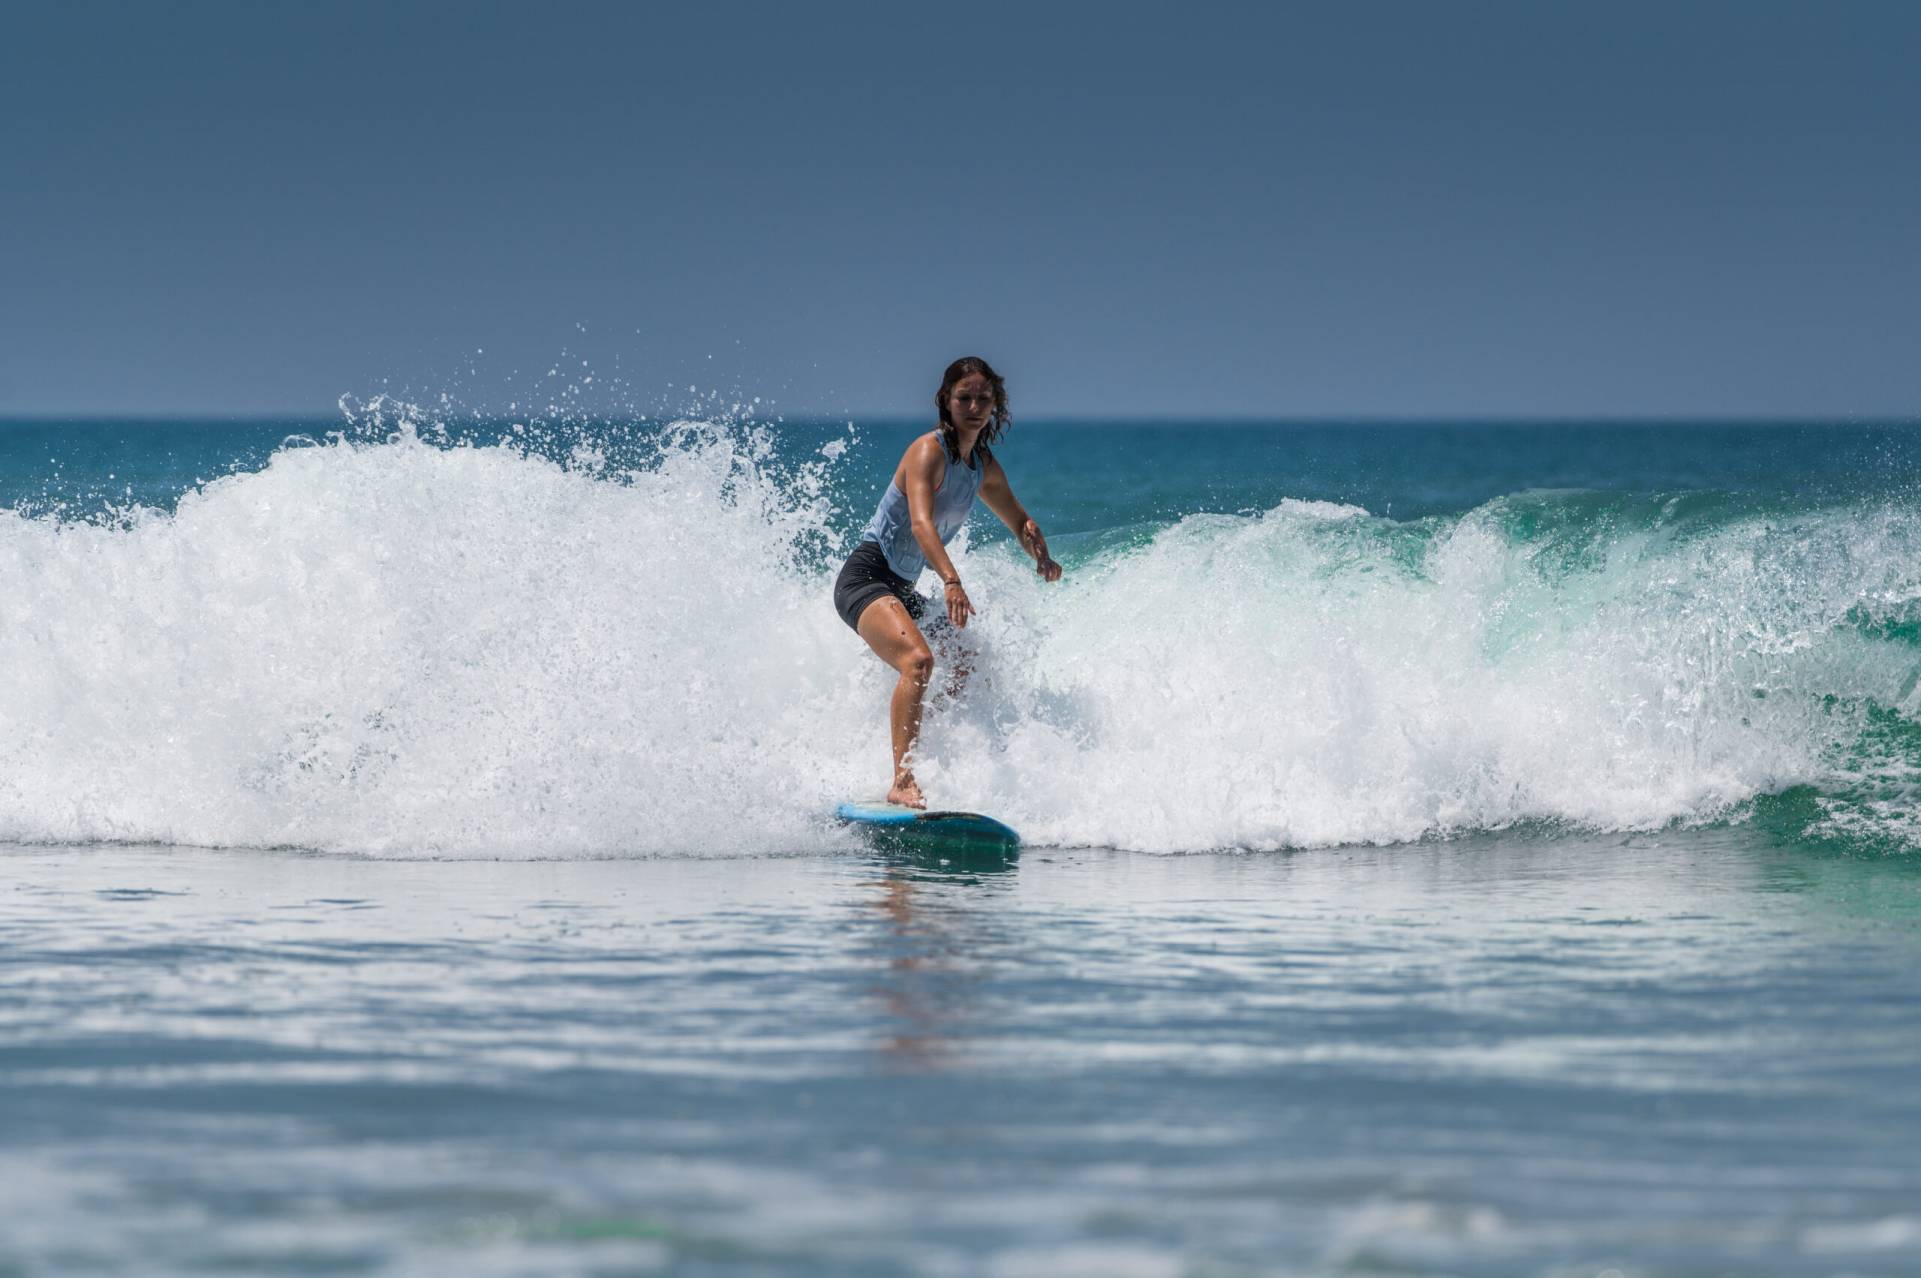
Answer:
864;846;1018;1072
1751;848;1921;943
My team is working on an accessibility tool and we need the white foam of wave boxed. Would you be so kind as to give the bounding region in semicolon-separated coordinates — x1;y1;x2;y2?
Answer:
920;491;1921;851
3;423;1919;856
0;423;874;855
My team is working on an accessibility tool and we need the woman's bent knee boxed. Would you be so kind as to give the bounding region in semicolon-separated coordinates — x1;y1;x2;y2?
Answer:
900;647;934;684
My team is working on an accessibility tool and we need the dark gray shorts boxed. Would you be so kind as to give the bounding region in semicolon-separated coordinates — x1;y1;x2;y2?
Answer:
833;541;928;631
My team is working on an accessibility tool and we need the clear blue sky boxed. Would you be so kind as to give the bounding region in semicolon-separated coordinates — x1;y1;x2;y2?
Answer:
3;1;1917;419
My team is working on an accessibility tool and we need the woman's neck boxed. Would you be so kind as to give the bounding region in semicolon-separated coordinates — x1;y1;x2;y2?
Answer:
949;422;982;463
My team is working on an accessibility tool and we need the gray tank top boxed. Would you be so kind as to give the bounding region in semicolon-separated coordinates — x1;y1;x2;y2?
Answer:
859;437;986;581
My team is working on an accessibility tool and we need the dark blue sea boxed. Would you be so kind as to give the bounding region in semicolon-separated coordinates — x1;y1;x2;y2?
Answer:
3;408;1920;1275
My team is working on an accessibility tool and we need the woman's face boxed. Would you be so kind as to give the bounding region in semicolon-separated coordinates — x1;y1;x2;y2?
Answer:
946;373;994;432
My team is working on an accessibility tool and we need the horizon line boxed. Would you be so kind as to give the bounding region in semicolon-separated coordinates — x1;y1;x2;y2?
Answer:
2;411;1918;427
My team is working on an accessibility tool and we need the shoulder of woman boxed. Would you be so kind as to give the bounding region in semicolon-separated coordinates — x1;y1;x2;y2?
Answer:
907;432;947;467
899;433;946;484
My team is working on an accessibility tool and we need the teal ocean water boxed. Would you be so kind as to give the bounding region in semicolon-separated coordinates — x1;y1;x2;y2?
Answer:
4;410;1921;1275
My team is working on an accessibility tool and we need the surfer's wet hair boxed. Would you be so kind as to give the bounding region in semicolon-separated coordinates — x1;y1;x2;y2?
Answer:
935;356;1010;463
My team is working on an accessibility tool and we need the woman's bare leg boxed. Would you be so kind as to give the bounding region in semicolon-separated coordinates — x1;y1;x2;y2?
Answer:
855;597;935;808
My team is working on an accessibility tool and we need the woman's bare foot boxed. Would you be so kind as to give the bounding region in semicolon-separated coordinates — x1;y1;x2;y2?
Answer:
886;774;926;809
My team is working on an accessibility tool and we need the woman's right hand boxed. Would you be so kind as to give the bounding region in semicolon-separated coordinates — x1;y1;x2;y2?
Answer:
944;580;973;629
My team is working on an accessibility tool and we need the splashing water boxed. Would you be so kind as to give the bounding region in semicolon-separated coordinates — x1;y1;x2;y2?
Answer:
4;416;1921;856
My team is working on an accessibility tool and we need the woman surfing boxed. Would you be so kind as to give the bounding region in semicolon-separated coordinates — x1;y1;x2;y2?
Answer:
832;357;1062;808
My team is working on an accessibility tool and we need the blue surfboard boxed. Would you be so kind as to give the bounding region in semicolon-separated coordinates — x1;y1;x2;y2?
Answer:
834;801;1020;848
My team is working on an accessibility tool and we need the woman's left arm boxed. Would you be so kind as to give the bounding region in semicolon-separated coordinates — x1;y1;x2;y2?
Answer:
980;454;1063;582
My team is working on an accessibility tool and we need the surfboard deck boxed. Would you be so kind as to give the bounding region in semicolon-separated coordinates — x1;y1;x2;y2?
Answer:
834;801;1020;848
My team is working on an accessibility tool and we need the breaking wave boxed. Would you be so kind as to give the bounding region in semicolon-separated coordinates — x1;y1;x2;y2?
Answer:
4;418;1920;856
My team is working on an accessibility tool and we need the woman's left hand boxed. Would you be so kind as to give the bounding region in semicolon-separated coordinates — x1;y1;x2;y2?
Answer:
1022;519;1062;581
944;580;974;628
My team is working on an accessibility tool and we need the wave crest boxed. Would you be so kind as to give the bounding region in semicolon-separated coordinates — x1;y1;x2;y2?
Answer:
3;426;1919;856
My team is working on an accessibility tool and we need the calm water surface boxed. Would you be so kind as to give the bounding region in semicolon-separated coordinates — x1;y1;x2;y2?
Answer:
3;835;1918;1277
